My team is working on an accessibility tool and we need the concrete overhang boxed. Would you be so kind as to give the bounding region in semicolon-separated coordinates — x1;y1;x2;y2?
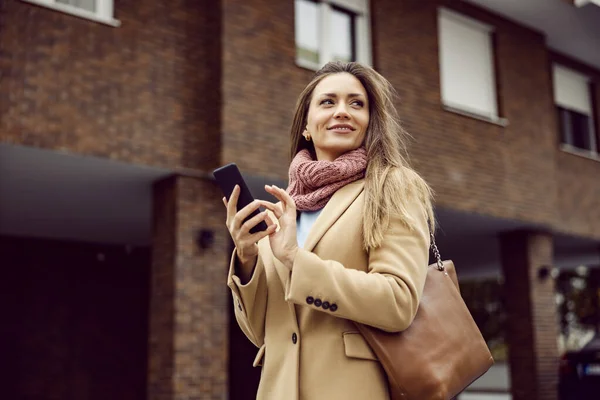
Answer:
464;0;600;70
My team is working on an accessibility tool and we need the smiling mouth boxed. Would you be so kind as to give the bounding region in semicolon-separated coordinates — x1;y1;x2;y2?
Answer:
327;125;355;131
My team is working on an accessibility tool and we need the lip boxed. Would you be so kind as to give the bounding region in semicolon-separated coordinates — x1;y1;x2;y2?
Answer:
327;124;355;132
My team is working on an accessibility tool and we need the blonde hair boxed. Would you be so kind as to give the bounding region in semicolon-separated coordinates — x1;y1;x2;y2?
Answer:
290;61;435;249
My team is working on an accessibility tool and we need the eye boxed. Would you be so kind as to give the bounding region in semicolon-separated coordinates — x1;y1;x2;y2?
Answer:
319;98;334;106
351;99;364;107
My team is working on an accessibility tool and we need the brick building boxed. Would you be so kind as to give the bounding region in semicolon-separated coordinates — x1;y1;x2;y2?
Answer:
1;0;599;399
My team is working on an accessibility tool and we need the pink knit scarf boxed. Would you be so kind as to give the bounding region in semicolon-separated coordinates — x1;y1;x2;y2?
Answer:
287;148;368;211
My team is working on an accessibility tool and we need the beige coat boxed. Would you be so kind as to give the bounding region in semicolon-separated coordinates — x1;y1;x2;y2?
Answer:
227;179;430;400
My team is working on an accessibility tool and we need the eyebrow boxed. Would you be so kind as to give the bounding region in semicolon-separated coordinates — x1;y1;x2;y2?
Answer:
318;92;365;98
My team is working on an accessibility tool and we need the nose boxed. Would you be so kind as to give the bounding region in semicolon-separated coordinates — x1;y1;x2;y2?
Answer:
333;103;350;120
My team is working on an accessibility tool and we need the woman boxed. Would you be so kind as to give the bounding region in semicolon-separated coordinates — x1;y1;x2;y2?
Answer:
223;61;435;400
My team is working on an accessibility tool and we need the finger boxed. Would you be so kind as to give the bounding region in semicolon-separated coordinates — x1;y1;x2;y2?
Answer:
222;197;227;207
247;223;277;243
265;185;286;204
264;185;281;202
234;201;264;229
264;213;276;227
226;185;240;221
241;210;269;233
266;185;296;212
256;200;283;219
275;186;296;210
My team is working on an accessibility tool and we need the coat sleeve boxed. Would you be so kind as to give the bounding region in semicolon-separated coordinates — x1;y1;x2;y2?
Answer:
227;248;268;348
284;200;430;332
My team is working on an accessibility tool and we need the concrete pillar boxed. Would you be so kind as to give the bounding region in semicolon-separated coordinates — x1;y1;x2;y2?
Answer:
499;231;559;400
147;175;230;400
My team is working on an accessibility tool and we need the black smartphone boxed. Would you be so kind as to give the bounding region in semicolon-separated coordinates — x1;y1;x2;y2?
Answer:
213;163;268;234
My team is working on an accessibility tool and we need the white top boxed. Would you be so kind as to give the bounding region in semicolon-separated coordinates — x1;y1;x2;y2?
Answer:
296;209;323;248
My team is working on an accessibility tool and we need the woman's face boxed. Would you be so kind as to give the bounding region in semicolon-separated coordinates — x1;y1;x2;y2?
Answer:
305;72;370;161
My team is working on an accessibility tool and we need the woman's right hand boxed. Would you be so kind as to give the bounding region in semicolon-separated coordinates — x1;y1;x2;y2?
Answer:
223;185;277;270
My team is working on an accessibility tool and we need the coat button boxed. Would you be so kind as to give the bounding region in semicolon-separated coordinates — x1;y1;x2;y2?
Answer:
329;303;338;312
314;298;322;307
322;301;330;310
306;296;314;305
292;333;297;344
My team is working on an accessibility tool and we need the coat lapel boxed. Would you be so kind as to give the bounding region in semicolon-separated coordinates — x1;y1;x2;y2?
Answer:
269;179;365;322
302;179;365;252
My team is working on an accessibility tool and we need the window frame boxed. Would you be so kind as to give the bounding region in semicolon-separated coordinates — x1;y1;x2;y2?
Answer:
553;64;599;159
294;0;372;71
437;7;507;126
20;0;120;27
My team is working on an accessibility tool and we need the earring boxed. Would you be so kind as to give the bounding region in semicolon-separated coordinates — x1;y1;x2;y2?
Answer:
304;132;311;141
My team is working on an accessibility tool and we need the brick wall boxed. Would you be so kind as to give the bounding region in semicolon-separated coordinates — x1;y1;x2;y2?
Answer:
2;0;599;238
3;0;599;398
0;0;221;171
220;0;600;239
500;231;559;400
221;0;311;178
551;53;600;239
149;175;230;400
557;151;600;239
0;236;150;400
373;0;558;226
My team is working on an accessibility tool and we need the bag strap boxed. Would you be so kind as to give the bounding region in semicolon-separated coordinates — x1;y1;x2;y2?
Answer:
428;221;445;272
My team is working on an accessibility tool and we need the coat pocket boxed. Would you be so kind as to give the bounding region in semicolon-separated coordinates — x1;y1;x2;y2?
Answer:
342;331;377;361
252;344;266;367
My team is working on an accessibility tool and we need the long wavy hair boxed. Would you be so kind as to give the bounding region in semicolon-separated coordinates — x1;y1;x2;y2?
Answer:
290;61;435;249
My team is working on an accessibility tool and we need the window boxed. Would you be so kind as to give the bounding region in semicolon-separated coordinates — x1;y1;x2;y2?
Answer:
553;65;598;155
294;0;371;70
20;0;120;26
438;8;503;124
574;0;600;7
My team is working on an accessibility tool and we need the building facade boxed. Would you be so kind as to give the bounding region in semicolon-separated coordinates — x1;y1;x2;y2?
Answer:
1;0;599;399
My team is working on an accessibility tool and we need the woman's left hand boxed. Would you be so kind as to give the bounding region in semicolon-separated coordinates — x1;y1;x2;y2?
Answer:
259;185;299;270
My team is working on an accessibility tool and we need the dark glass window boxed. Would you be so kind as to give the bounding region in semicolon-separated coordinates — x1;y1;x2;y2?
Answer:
558;107;597;152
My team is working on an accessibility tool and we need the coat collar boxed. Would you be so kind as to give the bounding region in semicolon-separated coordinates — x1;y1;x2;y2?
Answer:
302;179;365;252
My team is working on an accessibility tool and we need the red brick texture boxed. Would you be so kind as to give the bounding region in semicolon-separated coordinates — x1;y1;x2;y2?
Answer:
219;0;600;240
149;175;231;400
500;231;559;400
373;0;568;232
221;0;312;178
2;0;600;399
551;53;600;240
0;0;221;171
2;0;598;237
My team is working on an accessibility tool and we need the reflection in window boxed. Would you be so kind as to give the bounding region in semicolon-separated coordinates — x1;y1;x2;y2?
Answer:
558;107;596;152
295;0;320;65
460;278;507;362
294;0;370;70
556;267;600;353
330;7;354;62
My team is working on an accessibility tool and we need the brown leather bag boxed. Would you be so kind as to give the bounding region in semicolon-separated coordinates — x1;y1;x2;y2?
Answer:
356;232;494;400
